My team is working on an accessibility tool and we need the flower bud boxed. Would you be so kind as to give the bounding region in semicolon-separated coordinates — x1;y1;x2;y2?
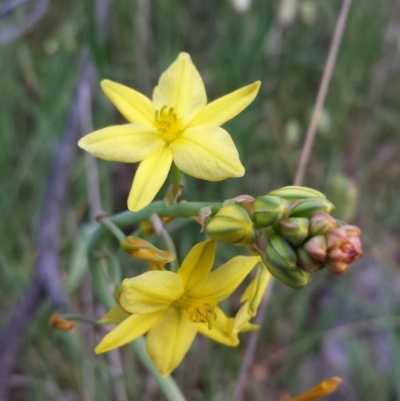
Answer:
267;185;326;201
276;217;309;246
303;235;327;261
264;234;312;288
289;197;335;218
120;237;175;270
297;247;324;273
264;260;312;289
309;212;338;236
206;204;255;246
49;314;75;332
325;225;363;275
253;195;290;227
265;234;297;269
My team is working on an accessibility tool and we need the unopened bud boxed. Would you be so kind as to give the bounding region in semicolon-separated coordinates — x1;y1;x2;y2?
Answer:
267;185;326;201
253;195;290;227
289;198;334;218
276;217;309;246
264;235;311;288
264;260;312;289
49;314;75;332
309;212;338;236
325;225;363;275
206;204;255;246
304;235;327;261
297;247;324;273
121;237;175;270
265;234;297;269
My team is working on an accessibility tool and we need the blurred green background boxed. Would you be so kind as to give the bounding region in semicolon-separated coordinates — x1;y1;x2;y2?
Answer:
1;0;400;400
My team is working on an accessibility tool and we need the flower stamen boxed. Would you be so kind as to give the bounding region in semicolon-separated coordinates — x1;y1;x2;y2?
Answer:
154;106;182;143
187;299;217;330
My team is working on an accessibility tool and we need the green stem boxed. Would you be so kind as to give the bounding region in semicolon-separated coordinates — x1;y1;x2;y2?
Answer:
89;201;221;251
172;163;181;200
99;217;126;241
160;226;179;272
61;313;101;326
131;338;187;401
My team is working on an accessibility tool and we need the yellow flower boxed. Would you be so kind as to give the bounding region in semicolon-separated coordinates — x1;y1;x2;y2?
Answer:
78;53;260;211
287;377;342;401
95;240;260;376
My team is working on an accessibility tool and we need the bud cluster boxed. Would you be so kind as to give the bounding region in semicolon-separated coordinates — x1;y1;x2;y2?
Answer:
205;186;363;289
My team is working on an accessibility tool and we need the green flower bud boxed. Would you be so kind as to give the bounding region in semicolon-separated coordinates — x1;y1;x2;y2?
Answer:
297;247;324;273
265;234;297;270
265;234;312;288
309;212;338;236
267;185;326;201
253;195;290;227
289;198;334;218
276;217;310;246
206;204;255;246
264;259;312;289
304;235;327;261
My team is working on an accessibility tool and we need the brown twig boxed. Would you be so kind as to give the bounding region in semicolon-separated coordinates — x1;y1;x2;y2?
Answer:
0;57;95;401
233;1;353;399
293;0;353;186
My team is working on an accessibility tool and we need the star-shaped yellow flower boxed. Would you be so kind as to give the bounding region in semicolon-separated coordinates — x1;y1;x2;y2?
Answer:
78;53;260;211
95;240;260;376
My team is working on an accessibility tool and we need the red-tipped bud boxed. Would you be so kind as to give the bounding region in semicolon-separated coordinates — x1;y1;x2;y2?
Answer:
304;235;327;261
309;212;338;236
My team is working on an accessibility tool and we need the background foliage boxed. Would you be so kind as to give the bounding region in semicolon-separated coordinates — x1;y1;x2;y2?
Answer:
1;0;400;400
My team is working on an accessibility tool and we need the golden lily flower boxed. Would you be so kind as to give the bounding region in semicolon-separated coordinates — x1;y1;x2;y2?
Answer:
286;377;342;401
95;240;260;375
78;53;260;211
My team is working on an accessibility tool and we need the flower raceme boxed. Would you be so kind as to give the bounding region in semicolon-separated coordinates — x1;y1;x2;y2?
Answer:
95;240;260;376
78;53;261;211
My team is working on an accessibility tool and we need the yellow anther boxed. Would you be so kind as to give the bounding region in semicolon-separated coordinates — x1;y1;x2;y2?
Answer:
153;106;183;143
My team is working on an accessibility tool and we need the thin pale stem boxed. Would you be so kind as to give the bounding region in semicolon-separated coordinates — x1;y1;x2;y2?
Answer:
61;313;101;326
160;226;179;272
99;217;126;241
293;0;353;186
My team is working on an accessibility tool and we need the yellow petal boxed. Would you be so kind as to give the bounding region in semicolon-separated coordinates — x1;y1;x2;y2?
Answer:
101;80;155;125
233;302;259;332
78;124;164;163
178;240;216;291
170;126;244;181
120;271;183;314
152;53;207;123
240;264;271;317
289;377;342;401
98;305;131;324
95;311;164;353
127;146;173;211
196;308;239;346
190;256;260;302
188;81;261;127
146;306;197;376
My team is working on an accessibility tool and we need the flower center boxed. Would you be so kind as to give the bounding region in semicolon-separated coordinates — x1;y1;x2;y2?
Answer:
154;106;183;144
187;299;217;329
